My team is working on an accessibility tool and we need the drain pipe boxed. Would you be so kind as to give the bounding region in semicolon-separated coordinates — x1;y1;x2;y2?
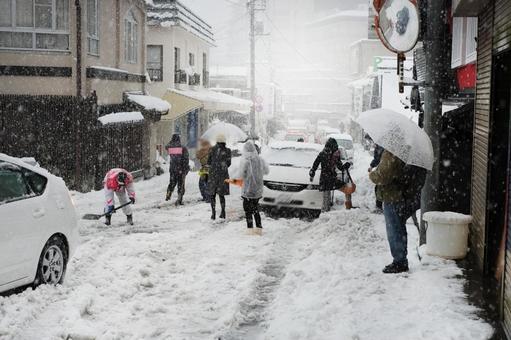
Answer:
75;0;82;97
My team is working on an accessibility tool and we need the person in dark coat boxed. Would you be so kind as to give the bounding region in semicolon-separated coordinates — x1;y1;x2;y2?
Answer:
309;138;351;212
165;134;189;205
369;144;384;211
207;134;231;220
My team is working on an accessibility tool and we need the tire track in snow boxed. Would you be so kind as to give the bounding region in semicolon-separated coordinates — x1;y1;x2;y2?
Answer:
219;223;298;340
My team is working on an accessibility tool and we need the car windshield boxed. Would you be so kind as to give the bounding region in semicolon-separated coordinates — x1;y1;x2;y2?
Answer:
336;139;353;150
263;147;318;168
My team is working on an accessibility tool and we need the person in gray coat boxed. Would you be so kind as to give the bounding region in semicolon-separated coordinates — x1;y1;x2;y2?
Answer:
239;141;269;234
207;134;231;220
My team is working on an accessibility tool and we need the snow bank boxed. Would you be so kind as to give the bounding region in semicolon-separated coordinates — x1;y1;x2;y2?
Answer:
98;112;144;125
127;94;170;112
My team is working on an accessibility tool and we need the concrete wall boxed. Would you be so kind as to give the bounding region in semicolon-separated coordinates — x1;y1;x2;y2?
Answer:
146;25;211;98
0;0;145;104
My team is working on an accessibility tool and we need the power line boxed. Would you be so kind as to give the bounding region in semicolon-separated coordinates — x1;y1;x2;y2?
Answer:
262;12;316;67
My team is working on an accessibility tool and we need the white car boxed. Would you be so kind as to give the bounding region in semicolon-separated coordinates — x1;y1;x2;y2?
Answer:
326;133;354;163
0;154;78;293
260;142;323;218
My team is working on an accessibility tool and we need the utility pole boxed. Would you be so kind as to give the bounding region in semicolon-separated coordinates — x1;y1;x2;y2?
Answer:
249;0;256;138
420;0;449;244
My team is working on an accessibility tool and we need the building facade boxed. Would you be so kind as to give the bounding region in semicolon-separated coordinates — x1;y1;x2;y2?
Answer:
145;0;251;156
0;0;147;104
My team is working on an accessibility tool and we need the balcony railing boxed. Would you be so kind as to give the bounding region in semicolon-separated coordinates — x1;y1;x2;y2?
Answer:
189;73;201;86
147;68;163;82
174;69;187;84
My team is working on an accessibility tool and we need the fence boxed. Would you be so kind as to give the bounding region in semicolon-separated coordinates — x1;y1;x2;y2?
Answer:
0;94;150;192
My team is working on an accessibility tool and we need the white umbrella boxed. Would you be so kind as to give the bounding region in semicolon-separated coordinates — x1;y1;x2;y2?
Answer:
357;108;434;170
201;121;248;145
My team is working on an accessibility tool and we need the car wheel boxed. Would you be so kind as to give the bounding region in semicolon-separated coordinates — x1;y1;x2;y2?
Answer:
34;236;68;286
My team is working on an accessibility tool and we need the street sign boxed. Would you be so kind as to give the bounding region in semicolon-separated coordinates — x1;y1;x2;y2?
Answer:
373;0;420;54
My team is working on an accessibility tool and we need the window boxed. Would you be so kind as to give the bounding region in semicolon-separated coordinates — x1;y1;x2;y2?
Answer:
0;0;69;50
22;168;47;195
0;161;31;204
174;47;180;70
87;0;99;55
124;9;138;63
202;52;208;86
451;17;463;68
465;17;478;64
189;52;194;66
147;45;163;81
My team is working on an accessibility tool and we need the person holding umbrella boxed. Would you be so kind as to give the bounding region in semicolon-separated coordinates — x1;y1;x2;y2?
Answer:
196;138;212;202
207;134;232;220
359;109;432;274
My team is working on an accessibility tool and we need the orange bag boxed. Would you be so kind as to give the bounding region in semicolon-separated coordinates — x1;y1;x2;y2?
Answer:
225;178;244;187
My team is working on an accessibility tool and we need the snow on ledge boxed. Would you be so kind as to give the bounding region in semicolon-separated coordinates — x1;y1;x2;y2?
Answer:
98;112;144;125
89;65;129;74
127;94;171;112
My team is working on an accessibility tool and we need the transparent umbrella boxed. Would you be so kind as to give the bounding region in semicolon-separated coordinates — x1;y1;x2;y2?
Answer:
357;108;434;170
201;121;248;145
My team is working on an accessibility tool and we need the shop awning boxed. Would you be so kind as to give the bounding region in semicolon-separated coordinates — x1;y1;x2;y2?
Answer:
161;89;203;121
162;88;252;120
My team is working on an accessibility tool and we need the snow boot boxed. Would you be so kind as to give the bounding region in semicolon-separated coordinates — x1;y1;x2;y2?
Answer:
127;214;133;226
254;227;263;236
211;210;216;220
382;262;409;274
105;214;111;226
175;194;184;206
165;191;171;201
219;210;226;219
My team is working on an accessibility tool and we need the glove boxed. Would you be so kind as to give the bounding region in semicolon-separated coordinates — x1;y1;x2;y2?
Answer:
368;167;372;173
130;197;135;204
106;205;114;215
343;162;352;170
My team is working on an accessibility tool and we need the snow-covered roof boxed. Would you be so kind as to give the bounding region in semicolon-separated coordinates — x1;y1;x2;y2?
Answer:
127;94;171;112
169;88;252;114
325;133;353;141
269;141;323;152
146;0;214;45
98;112;145;125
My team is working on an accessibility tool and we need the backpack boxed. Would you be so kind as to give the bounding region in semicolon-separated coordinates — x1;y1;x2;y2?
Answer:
398;164;427;200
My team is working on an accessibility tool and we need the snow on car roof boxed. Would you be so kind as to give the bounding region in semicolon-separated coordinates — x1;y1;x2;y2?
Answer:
0;153;51;177
269;141;323;152
326;133;353;141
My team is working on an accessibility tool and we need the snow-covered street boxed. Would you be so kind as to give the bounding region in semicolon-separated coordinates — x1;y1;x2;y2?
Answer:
0;148;494;340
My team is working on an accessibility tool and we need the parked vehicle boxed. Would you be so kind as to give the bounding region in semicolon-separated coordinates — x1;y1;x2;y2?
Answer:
260;141;323;218
326;133;355;162
0;154;78;293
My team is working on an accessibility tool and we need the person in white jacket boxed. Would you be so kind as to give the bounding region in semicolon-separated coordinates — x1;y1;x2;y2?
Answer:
104;168;136;225
239;141;269;235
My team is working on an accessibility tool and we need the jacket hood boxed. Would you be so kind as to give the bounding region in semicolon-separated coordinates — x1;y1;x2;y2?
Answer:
169;134;181;147
324;138;338;153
